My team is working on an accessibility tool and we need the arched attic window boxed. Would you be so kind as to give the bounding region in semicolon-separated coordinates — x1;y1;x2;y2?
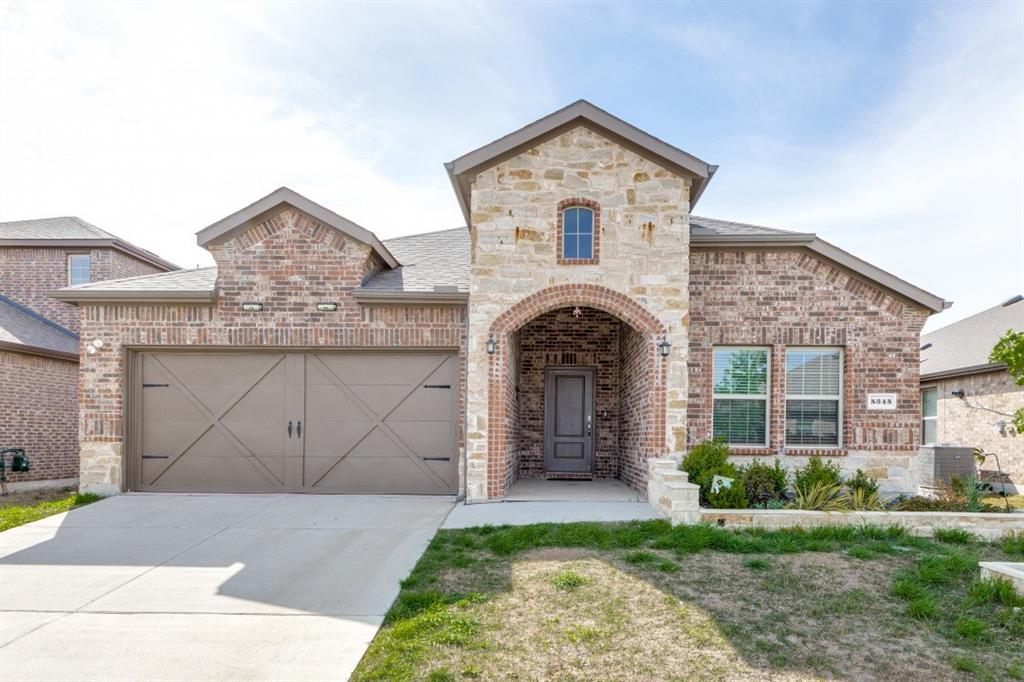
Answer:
557;199;600;264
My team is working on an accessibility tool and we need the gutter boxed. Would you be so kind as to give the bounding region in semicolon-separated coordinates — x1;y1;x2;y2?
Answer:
920;363;1008;383
0;340;78;362
49;289;217;306
351;290;469;305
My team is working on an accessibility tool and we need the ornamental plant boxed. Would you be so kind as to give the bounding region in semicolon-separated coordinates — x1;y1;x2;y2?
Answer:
738;458;788;506
680;438;747;509
792;456;843;492
989;328;1024;432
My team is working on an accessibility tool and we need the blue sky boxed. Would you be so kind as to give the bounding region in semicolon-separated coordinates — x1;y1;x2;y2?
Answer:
1;1;1021;331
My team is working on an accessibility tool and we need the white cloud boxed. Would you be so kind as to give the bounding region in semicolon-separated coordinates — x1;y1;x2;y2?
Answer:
0;1;466;269
697;2;1023;333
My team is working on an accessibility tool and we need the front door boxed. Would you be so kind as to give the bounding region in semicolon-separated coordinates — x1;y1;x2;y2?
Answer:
544;368;595;475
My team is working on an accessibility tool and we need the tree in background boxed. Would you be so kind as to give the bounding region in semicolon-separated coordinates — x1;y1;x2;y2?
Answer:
989;329;1024;431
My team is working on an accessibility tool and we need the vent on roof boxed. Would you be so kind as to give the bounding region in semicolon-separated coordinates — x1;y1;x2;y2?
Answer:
1001;294;1023;307
920;342;932;351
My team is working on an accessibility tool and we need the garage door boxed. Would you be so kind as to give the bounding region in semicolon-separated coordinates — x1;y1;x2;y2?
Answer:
132;351;458;494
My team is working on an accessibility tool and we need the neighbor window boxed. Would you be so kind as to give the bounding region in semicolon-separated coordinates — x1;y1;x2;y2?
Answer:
785;348;843;447
712;347;770;446
68;254;91;286
921;388;938;445
561;206;594;260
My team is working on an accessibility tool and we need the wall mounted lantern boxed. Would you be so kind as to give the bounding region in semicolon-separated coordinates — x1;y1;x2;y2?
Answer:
316;302;338;312
657;336;672;358
241;302;263;312
485;334;498;355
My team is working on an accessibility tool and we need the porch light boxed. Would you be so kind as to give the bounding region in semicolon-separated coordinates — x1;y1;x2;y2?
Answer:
485;334;498;355
657;336;672;358
241;302;263;312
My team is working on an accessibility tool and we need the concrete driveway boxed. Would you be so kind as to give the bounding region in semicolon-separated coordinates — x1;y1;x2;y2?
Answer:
0;494;454;681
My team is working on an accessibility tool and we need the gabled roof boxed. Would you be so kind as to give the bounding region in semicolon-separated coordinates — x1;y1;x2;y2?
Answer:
920;296;1024;381
195;187;399;268
354;228;470;303
690;216;950;313
0;216;178;271
50;267;218;304
0;294;79;360
445;100;717;225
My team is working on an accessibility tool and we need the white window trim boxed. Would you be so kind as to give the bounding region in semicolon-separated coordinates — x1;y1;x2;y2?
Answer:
921;387;938;446
784;346;844;449
711;345;771;448
67;253;91;286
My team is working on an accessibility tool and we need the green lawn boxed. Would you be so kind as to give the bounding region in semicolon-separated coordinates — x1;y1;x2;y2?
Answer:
353;521;1024;682
983;494;1024;511
0;488;103;532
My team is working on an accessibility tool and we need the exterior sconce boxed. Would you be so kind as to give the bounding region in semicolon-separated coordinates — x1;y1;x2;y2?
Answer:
241;302;263;312
485;334;498;355
951;389;965;399
657;336;672;358
316;302;338;312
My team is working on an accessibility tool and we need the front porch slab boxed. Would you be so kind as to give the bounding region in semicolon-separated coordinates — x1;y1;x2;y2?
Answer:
505;479;642;502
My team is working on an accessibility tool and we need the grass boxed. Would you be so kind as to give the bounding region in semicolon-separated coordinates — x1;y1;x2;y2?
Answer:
352;521;1024;681
983;494;1024;510
0;488;103;531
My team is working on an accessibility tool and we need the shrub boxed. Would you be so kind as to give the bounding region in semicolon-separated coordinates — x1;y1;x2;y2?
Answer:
792;480;845;511
951;474;986;512
739;459;788;506
845;469;879;498
792;457;842;493
681;439;746;508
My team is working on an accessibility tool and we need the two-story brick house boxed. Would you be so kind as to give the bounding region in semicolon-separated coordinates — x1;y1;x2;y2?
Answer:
53;101;949;499
0;217;176;486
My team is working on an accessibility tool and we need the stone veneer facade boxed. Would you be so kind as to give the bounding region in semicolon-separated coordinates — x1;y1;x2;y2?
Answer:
76;208;466;494
925;370;1023;491
465;126;691;501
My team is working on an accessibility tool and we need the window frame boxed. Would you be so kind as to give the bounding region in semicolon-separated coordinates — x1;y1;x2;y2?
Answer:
67;252;91;286
711;345;771;448
783;346;844;449
556;198;601;265
921;386;938;445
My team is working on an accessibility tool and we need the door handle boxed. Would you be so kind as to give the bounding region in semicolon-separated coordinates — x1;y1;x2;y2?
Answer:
296;420;302;438
586;414;592;438
287;421;293;438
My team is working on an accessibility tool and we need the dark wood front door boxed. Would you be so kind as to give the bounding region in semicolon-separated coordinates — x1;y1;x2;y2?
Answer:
544;368;595;475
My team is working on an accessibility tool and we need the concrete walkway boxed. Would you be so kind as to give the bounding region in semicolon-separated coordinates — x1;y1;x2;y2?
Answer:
0;494;454;681
443;500;659;529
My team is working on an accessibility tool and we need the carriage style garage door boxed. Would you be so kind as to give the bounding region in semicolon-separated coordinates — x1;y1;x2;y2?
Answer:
131;351;458;494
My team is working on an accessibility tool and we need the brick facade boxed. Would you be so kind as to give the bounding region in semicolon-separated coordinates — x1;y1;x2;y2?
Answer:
925;370;1023;490
76;207;466;493
0;245;164;333
688;248;932;492
0;349;79;483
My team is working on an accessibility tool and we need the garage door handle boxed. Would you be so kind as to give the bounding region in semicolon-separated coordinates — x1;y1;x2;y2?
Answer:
287;421;292;438
296;421;302;438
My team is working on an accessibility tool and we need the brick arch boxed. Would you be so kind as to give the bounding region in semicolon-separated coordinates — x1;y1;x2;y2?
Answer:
490;284;666;337
486;285;667;498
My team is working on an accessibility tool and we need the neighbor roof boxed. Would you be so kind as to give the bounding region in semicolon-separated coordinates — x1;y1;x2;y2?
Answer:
0;216;178;271
690;216;950;313
354;228;470;302
920;296;1024;381
0;294;79;360
195;187;399;269
446;100;718;225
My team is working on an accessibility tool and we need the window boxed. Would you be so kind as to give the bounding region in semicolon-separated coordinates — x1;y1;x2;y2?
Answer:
785;348;842;447
561;206;594;260
68;254;91;286
712;347;769;446
921;388;938;445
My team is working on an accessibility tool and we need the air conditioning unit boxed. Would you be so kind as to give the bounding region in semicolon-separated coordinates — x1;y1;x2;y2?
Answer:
918;445;977;488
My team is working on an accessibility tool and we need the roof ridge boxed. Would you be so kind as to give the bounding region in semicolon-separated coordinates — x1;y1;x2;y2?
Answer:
0;293;79;340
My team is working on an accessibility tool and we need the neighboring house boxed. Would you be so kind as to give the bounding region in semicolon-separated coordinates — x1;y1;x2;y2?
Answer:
52;101;949;499
920;295;1024;493
0;217;176;487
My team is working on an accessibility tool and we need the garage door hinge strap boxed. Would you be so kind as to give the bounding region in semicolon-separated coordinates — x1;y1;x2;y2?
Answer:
423;384;450;389
142;455;169;459
142;383;170;388
422;457;450;461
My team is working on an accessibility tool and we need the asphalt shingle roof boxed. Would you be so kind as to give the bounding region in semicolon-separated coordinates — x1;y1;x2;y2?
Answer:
920;296;1024;379
689;216;805;238
0;295;79;357
0;216;117;240
61;267;219;293
359;228;470;293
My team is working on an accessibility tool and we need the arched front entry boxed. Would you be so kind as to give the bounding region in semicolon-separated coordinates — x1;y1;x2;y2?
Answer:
485;285;668;498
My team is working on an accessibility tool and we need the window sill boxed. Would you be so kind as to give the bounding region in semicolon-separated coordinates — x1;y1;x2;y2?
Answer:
556;258;599;265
